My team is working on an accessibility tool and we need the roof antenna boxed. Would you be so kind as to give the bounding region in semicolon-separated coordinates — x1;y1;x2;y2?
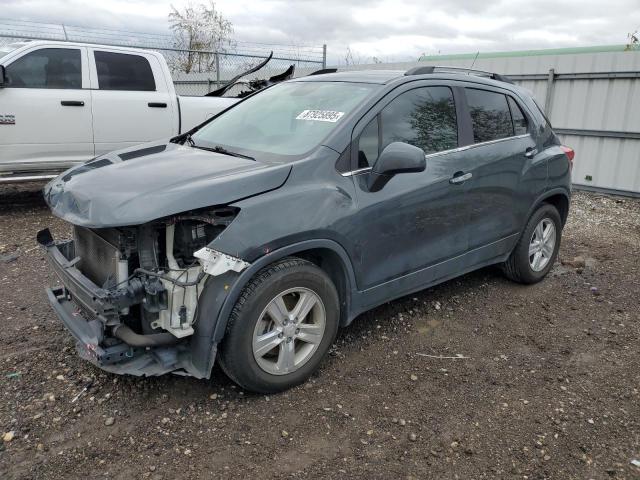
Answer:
469;51;480;73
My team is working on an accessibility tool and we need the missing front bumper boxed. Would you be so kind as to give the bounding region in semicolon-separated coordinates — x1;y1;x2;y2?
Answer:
38;229;191;376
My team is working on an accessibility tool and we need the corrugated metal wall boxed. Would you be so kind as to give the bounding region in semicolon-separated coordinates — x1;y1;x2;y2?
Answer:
338;47;640;195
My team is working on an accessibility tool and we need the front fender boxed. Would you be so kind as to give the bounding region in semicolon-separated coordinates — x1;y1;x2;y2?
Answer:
191;239;358;378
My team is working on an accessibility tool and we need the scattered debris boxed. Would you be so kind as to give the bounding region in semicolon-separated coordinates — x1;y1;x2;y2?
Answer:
0;251;19;263
71;379;93;403
562;256;586;268
631;459;640;467
5;372;21;379
104;417;115;426
3;431;15;442
416;353;470;359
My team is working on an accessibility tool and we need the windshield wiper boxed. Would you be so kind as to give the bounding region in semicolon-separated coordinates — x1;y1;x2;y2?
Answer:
194;144;255;161
181;133;255;161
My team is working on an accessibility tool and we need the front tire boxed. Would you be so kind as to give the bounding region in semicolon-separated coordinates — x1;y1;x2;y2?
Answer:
218;257;339;393
502;203;562;284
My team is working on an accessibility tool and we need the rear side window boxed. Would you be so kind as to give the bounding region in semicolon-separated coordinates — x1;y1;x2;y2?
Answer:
508;97;528;135
465;88;513;143
381;86;458;155
94;51;155;91
6;48;81;89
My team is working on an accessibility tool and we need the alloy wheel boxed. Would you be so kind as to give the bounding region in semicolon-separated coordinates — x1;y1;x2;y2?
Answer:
528;218;556;272
252;287;326;375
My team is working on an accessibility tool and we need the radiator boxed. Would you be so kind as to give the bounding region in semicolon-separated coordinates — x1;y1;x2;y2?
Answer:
73;226;119;288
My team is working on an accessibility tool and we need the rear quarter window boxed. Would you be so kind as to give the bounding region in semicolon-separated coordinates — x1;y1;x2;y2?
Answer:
507;96;528;135
465;88;513;143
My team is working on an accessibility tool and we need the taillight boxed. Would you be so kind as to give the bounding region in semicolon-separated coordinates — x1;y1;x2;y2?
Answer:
561;145;574;170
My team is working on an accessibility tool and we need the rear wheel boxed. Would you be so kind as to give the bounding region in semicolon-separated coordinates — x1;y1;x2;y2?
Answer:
502;203;562;284
218;257;339;393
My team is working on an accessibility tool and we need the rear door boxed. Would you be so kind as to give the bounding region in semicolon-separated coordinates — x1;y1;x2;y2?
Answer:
350;83;474;292
0;46;93;171
88;49;174;155
460;87;545;251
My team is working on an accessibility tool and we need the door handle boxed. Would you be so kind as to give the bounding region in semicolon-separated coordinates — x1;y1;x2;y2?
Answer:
525;147;538;158
449;172;472;185
148;102;167;108
60;100;84;107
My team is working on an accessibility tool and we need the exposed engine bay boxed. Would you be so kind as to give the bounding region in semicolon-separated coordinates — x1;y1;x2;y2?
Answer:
78;206;240;336
36;206;249;376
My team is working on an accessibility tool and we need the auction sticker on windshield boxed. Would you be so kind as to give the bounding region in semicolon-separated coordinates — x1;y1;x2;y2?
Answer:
296;110;345;122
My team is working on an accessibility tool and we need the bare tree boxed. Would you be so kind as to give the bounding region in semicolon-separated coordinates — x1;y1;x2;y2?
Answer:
344;46;363;66
625;29;639;51
168;1;233;73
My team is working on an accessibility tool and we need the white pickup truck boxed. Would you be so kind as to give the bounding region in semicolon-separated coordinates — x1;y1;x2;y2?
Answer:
0;41;239;182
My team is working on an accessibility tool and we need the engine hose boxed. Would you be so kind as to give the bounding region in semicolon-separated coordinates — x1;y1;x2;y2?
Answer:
113;324;181;347
134;268;206;287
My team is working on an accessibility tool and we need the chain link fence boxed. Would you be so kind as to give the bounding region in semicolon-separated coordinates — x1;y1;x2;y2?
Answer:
0;19;326;96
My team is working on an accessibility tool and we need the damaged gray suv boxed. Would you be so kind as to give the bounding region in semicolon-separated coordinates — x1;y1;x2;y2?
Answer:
39;67;574;393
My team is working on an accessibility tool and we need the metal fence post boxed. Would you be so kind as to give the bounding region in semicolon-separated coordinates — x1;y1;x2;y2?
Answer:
322;44;327;69
215;53;221;88
544;68;555;116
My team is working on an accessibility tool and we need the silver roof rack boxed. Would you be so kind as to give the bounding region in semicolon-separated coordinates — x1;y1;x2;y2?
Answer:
404;65;514;84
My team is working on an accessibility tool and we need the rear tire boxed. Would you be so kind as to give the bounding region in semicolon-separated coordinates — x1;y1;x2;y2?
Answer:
218;257;339;393
502;203;562;284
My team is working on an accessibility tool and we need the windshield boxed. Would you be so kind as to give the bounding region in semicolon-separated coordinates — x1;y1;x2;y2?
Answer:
192;81;377;157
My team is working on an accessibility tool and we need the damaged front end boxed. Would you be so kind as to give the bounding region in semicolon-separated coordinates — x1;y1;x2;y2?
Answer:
37;207;248;378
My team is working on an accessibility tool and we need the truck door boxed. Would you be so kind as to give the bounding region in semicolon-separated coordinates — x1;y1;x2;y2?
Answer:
88;49;174;156
0;46;93;173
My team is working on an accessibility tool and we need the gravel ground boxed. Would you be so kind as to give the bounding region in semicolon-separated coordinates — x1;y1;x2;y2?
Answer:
1;185;639;480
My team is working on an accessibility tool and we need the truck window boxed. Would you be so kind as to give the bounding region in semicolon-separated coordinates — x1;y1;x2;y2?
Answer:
380;86;458;156
5;48;81;89
94;51;155;91
465;88;514;143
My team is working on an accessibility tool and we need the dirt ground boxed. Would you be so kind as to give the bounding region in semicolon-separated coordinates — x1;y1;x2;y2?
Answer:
0;184;639;480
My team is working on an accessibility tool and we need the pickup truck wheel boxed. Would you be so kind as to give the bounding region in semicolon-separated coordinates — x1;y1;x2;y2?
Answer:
218;257;339;393
502;203;562;284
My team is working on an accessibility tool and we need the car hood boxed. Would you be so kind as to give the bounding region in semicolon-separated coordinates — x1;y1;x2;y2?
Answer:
44;141;292;227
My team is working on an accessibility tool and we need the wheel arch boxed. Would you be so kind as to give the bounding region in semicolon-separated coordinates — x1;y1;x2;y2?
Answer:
541;192;570;226
212;239;357;343
527;188;571;226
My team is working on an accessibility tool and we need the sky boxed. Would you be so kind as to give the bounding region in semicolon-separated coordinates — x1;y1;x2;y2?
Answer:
1;0;639;64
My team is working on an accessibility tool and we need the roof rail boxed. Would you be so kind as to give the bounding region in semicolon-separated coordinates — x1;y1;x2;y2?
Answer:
404;65;514;84
404;66;435;76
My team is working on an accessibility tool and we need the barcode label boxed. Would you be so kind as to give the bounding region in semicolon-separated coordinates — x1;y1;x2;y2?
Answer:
296;110;345;122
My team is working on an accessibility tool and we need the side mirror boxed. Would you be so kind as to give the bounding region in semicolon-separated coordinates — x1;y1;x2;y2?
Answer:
368;142;426;191
0;65;6;88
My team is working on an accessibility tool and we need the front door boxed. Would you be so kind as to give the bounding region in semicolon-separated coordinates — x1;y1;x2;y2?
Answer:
349;85;473;296
0;46;93;172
